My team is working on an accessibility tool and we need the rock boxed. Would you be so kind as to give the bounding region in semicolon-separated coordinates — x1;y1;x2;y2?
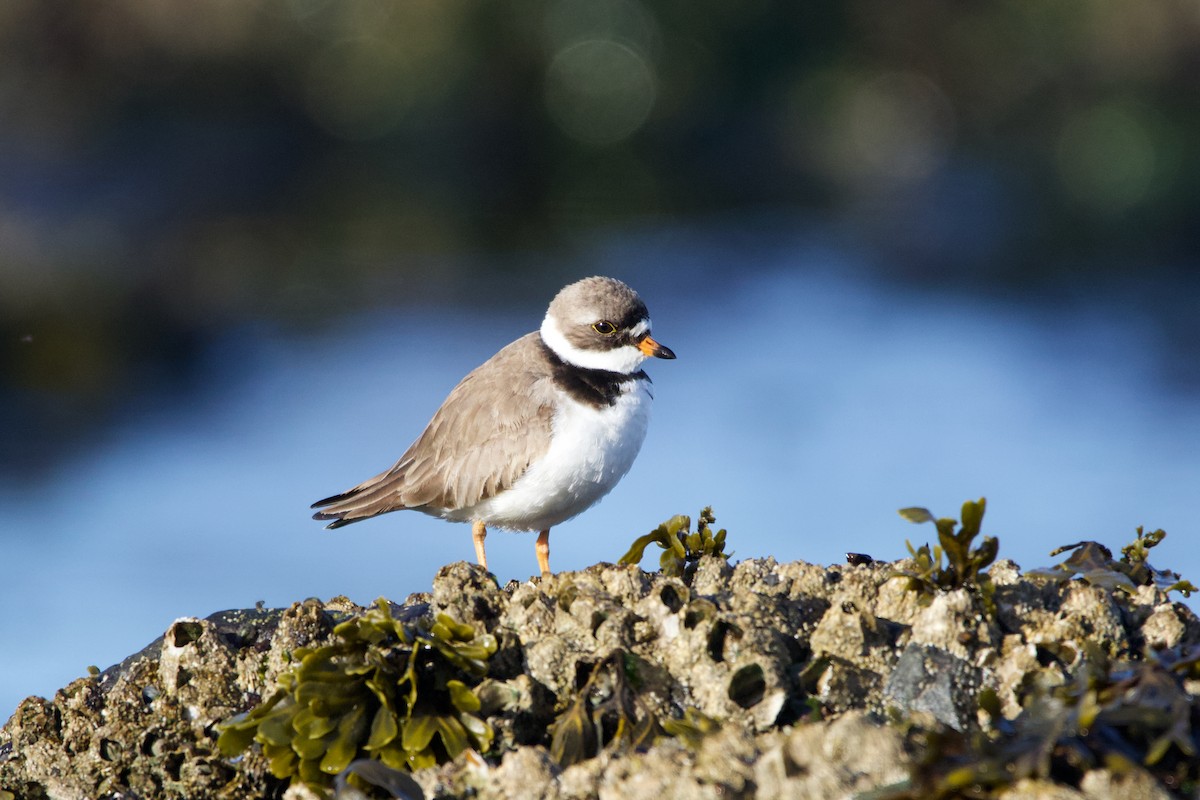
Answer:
755;711;910;799
432;562;508;633
998;778;1088;799
2;557;1197;800
1078;767;1176;800
1140;602;1198;650
883;644;983;730
480;747;560;800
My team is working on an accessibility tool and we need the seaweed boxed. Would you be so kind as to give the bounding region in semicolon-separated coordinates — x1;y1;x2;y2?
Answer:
619;507;729;584
334;759;425;800
895;497;997;609
888;644;1200;798
549;650;661;766
1028;526;1197;597
659;708;722;751
216;599;496;791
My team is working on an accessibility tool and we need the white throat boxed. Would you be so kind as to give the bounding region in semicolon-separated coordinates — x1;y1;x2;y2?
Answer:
540;313;649;374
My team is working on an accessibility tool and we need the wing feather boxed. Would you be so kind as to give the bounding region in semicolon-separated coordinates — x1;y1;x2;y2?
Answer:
311;334;555;527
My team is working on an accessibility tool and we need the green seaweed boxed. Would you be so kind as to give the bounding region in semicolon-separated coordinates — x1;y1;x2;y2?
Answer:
1028;526;1197;597
619;507;729;584
548;646;731;767
659;708;722;751
217;600;496;790
549;650;661;766
895;497;997;610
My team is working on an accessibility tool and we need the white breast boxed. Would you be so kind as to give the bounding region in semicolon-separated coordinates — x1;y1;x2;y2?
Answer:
464;380;653;532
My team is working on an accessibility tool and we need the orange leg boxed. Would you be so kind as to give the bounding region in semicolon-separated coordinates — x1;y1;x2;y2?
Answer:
472;520;488;570
536;529;551;577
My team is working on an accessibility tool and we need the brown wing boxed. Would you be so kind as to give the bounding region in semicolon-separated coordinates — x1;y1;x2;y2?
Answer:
311;333;555;527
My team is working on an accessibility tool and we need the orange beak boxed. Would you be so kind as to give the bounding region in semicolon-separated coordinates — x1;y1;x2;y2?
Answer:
637;334;676;359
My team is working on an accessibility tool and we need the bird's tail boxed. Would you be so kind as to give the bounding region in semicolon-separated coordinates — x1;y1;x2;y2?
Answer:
310;470;408;528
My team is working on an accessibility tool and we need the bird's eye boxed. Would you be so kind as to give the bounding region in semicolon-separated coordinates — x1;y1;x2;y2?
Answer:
592;321;618;336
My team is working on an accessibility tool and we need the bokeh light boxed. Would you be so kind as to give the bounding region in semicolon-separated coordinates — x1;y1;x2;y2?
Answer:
1056;102;1158;215
545;39;656;146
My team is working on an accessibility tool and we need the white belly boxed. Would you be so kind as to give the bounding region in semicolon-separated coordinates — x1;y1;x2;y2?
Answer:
462;381;653;531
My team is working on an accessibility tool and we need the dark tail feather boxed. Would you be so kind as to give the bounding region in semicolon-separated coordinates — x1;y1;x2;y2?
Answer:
315;515;360;529
311;471;408;529
310;480;370;529
311;491;354;510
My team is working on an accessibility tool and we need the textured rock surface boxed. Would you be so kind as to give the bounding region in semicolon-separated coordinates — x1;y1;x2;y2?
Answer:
2;556;1198;800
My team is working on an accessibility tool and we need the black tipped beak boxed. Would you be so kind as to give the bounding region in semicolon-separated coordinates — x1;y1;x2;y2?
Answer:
638;335;676;360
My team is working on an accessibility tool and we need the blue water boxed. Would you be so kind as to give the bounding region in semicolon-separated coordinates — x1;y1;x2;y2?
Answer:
3;231;1198;719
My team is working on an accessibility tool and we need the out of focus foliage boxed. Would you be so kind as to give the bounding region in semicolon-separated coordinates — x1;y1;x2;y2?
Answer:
1028;526;1198;597
890;644;1200;799
4;0;1199;474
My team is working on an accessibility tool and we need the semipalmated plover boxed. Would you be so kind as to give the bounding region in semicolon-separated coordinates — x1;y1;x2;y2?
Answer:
311;276;675;576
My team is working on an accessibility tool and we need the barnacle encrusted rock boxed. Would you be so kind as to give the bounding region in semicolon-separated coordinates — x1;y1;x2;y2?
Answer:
2;554;1198;800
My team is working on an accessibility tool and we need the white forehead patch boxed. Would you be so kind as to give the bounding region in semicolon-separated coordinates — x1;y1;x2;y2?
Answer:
628;318;651;339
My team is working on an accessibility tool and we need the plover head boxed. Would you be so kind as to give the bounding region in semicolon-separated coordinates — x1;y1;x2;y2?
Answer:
540;276;675;374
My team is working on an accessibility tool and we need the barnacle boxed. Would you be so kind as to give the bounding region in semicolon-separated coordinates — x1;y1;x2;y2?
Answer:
619;506;729;584
216;599;496;790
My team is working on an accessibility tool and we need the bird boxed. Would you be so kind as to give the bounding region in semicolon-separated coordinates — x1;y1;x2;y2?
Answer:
311;276;676;577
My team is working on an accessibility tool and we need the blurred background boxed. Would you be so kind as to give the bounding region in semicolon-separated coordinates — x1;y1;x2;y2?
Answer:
3;0;1199;717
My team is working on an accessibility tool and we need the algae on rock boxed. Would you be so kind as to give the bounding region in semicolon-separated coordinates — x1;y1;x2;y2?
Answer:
216;599;496;790
3;513;1199;800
